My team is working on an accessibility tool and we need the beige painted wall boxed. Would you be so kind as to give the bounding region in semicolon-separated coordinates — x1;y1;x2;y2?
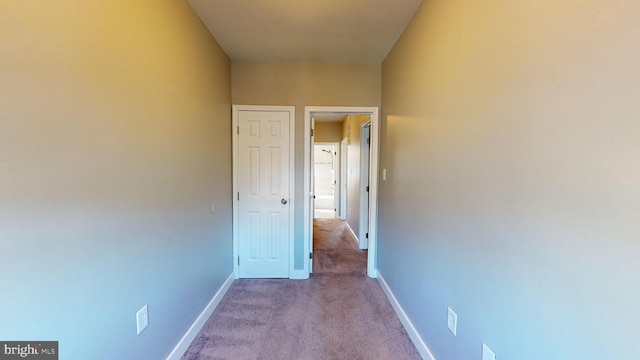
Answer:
0;1;231;359
232;61;381;267
380;1;640;359
342;114;371;239
315;121;344;143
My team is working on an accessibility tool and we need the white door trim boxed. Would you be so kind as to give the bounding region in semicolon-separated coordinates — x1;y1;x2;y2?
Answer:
340;138;348;219
358;123;371;250
304;106;380;278
232;105;296;279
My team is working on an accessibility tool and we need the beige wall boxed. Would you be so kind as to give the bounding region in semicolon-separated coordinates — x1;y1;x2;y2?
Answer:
342;114;371;238
232;61;381;267
380;1;640;359
342;116;351;144
315;121;344;143
0;1;231;359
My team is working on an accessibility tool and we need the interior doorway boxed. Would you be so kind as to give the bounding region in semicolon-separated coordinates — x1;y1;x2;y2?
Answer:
304;106;380;279
314;143;339;219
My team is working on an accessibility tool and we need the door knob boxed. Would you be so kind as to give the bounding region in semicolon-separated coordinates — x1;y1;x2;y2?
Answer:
281;198;288;205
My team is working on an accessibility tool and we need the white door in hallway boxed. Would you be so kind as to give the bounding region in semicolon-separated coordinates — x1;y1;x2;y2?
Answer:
237;109;292;278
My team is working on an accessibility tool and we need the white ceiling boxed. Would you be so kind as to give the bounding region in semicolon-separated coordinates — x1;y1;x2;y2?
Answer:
188;0;423;64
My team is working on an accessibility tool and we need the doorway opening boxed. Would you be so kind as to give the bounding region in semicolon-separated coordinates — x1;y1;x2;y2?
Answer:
304;106;380;279
313;143;339;219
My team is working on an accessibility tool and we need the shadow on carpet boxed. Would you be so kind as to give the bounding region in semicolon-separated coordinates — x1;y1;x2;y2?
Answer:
181;218;421;360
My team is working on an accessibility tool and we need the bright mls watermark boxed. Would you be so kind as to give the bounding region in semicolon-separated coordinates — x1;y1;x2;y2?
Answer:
0;342;57;359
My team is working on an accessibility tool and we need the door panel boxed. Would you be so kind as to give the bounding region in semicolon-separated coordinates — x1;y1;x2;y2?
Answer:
238;110;290;278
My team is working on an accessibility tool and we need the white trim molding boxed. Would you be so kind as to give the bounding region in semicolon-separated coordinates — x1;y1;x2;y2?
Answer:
289;270;309;280
358;121;371;250
166;273;235;360
377;271;436;360
345;221;360;247
304;106;380;279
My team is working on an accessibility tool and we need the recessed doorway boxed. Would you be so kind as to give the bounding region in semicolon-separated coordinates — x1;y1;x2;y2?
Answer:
314;143;339;219
304;106;380;279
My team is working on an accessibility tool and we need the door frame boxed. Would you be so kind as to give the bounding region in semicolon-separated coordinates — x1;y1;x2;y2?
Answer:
304;106;380;278
339;138;348;219
358;122;371;249
232;105;296;279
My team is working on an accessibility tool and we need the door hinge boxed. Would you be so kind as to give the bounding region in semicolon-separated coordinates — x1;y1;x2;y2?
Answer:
366;233;369;239
366;186;369;192
309;252;313;259
237;256;240;266
310;129;314;137
237;126;239;135
367;138;370;145
237;192;239;201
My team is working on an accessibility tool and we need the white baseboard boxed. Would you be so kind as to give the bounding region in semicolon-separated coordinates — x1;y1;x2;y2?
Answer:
377;271;436;360
166;273;235;360
345;222;360;247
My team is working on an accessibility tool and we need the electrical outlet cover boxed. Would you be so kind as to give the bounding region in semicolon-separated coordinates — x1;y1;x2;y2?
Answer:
482;343;496;360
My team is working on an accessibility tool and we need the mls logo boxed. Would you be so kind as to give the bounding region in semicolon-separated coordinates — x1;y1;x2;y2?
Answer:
1;341;58;359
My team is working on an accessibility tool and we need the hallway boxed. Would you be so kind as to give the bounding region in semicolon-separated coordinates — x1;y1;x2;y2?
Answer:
312;218;367;275
181;218;420;360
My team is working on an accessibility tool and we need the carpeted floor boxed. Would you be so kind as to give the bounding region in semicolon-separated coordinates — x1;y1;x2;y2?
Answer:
180;218;421;360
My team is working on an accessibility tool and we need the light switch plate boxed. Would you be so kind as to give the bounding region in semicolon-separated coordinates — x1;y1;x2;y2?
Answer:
482;343;496;360
447;307;457;336
136;304;149;335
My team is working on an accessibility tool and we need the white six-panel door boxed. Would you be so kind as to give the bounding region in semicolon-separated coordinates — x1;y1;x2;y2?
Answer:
236;109;291;278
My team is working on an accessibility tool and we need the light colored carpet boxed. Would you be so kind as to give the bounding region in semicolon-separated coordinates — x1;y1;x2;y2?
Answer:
181;218;421;360
314;209;336;219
